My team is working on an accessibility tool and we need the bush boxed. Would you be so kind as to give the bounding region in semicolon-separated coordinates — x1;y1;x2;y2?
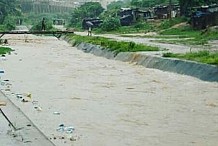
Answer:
0;47;13;55
3;16;16;30
100;17;121;31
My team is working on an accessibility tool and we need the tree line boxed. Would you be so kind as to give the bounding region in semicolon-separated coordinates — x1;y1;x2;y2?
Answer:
0;0;217;29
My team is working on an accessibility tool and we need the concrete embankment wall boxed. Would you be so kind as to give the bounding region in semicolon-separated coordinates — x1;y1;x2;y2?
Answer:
64;37;218;82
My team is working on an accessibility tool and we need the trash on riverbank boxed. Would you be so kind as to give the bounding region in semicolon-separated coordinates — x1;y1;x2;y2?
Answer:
34;106;42;111
56;124;75;134
53;111;60;115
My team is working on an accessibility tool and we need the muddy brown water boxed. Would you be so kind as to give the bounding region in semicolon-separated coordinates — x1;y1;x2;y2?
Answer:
0;34;218;146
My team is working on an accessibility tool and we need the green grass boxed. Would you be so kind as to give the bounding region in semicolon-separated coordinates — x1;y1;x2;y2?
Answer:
120;34;192;39
0;47;13;55
163;51;218;65
68;34;159;54
160;26;200;36
158;17;187;30
159;25;218;45
153;38;208;45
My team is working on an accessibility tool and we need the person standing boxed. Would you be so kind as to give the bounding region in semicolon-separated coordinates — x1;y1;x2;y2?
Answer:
88;26;92;36
41;18;46;31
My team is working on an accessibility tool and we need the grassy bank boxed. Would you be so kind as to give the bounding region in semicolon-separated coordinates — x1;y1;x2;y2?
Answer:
0;47;13;55
159;26;218;45
68;34;159;53
163;51;218;66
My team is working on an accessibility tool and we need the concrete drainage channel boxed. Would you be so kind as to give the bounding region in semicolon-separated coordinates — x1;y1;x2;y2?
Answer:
0;91;55;146
63;36;218;82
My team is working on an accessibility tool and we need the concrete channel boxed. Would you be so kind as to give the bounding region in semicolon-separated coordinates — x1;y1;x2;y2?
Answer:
0;34;218;146
67;39;218;82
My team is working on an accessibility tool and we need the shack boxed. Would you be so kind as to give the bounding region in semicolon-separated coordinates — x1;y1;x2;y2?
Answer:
191;4;218;29
153;4;180;19
118;8;152;26
82;18;103;29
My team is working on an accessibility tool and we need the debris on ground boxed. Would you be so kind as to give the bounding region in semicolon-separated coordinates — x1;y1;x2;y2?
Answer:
53;111;60;115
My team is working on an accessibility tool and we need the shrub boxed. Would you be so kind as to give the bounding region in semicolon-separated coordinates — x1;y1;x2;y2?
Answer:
0;47;13;55
30;18;53;31
100;17;121;31
3;16;16;30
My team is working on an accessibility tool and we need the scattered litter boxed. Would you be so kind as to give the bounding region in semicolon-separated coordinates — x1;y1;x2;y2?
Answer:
21;99;29;102
53;112;60;115
24;141;32;143
16;94;23;99
70;137;76;141
65;127;75;134
60;137;65;139
34;106;42;111
56;124;75;134
5;88;10;91
32;100;38;104
26;93;32;98
1;56;6;61
56;124;65;132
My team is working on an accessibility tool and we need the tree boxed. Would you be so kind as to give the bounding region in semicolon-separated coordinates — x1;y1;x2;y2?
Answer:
107;1;127;10
70;2;104;27
130;0;178;8
179;0;218;16
100;17;121;31
0;0;21;24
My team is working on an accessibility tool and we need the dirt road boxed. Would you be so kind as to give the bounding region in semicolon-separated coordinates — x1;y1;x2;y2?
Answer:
0;34;218;146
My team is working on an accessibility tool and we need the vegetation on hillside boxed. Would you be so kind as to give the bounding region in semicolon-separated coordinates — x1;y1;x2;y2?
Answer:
0;0;21;30
70;2;104;28
179;0;217;16
130;0;178;8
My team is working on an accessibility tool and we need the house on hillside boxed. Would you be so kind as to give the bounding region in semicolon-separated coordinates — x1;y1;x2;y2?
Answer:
118;8;152;26
191;4;218;29
153;4;180;19
82;18;103;29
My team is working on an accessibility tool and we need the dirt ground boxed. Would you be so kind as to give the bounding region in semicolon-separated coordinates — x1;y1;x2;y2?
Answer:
0;34;218;146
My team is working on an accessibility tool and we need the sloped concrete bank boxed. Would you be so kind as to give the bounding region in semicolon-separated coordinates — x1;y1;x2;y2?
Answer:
63;37;218;82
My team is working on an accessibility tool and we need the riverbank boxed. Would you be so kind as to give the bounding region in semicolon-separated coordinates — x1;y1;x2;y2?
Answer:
63;36;218;82
1;34;218;146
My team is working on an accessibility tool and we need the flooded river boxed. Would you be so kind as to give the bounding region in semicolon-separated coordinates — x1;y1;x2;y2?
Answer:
1;34;218;146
